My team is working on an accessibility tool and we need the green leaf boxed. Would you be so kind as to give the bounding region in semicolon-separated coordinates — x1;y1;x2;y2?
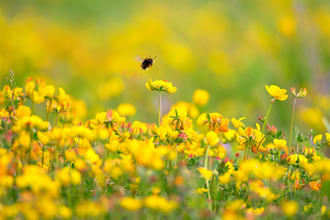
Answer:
293;127;297;139
275;131;283;139
297;132;304;143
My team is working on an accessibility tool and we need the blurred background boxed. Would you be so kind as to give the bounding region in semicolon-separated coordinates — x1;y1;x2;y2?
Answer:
1;0;330;135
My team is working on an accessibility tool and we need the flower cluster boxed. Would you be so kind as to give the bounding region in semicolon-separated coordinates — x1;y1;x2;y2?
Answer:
0;76;329;220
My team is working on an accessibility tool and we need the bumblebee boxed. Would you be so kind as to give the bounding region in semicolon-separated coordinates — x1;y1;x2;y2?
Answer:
135;55;156;70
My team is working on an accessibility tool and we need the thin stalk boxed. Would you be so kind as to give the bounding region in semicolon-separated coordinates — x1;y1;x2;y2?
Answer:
278;149;282;162
294;169;297;196
11;100;17;116
256;135;267;158
287;170;292;192
55;113;59;127
158;91;162;127
262;101;273;133
31;92;35;115
165;160;167;175
42;144;45;168
174;144;178;167
204;145;212;211
75;138;80;153
46;99;53;122
289;98;297;151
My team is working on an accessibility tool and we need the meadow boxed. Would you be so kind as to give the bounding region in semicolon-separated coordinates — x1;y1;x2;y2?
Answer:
1;0;330;219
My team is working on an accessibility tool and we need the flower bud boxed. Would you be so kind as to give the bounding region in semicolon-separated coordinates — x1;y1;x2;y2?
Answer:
291;87;307;98
258;116;266;123
304;147;315;159
266;125;277;135
176;132;188;143
222;157;229;164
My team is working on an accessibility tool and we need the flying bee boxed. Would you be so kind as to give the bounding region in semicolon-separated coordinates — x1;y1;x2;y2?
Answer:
135;55;157;70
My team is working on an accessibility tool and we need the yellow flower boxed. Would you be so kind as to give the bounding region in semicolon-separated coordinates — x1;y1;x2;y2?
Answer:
219;173;231;184
144;195;178;214
44;85;55;99
105;109;126;126
194;188;209;194
58;206;72;219
313;134;323;144
273;139;287;149
192;89;210;106
119;197;143;211
282;201;298;217
145;78;177;94
56;87;70;103
223;130;238;143
0;108;9;118
265;85;288;101
321;205;327;215
37;131;50;145
131;121;143;135
3;85;12;100
198;167;213;180
90;112;107;125
25;77;35;96
56;167;81;187
16;106;31;119
117;103;136;116
326;133;330;142
303;204;313;213
309;181;321;191
171;101;199;118
205;131;220;146
231;117;246;128
33;91;46;103
287;154;308;167
12;87;23;100
18;133;31;150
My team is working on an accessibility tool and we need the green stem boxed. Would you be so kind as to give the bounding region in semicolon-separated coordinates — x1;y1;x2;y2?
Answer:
42;144;44;168
289;98;297;151
262;101;273;133
46;99;53;122
294;168;297;197
11;100;17;116
256;135;267;158
278;149;282;162
158;91;162;127
204;145;212;211
31;92;34;116
174;144;178;167
55;113;59;127
287;169;292;192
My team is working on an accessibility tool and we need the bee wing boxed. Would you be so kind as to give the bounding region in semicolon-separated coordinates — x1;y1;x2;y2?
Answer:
134;54;144;62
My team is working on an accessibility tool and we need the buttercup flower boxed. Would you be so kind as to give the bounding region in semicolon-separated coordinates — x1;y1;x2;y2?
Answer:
193;89;210;106
265;85;288;101
119;197;143;211
117;103;136;117
145;78;177;94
